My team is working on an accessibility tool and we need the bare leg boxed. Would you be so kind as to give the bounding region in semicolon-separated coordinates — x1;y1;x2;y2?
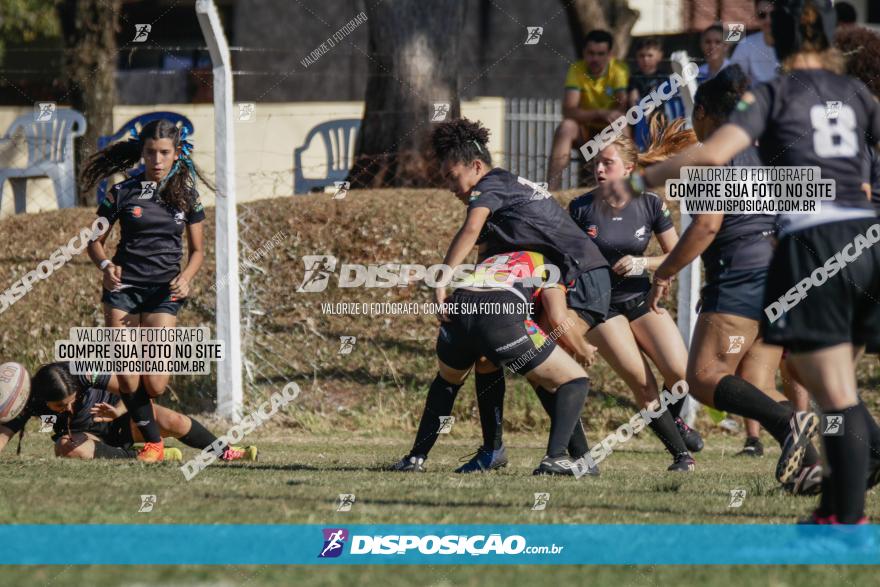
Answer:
547;119;581;191
139;311;178;397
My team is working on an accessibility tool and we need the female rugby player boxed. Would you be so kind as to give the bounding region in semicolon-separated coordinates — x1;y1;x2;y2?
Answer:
392;249;600;475
569;119;703;472
0;362;256;463
392;118;612;475
455;284;603;476
81;120;210;463
647;65;822;493
621;0;880;522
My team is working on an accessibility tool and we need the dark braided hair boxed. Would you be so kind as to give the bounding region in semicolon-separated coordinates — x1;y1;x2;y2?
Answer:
18;362;84;456
31;362;82;404
431;118;492;166
80;119;214;213
694;64;750;120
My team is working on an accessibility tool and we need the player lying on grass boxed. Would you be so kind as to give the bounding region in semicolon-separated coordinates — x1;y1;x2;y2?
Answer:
647;65;822;495
0;362;256;463
609;0;880;523
81;119;210;463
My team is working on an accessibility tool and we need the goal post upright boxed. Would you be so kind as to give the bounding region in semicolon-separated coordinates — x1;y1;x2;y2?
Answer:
670;51;702;425
196;0;243;422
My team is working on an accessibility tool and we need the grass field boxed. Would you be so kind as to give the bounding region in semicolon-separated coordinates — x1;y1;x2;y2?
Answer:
1;565;879;587
3;564;880;587
2;428;880;584
3;192;880;582
7;428;877;525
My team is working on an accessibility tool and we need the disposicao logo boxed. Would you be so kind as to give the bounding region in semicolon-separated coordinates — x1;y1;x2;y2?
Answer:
319;528;348;558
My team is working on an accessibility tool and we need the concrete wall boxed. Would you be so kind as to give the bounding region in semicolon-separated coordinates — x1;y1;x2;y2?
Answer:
631;0;684;35
0;97;506;217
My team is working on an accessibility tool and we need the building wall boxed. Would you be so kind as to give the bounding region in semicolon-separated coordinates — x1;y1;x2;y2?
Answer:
687;0;757;32
631;0;684;35
0;97;506;216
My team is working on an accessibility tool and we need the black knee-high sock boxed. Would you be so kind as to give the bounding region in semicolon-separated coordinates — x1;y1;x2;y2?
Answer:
713;375;793;447
475;370;505;451
569;420;590;459
178;417;225;455
816;472;834;518
665;386;684;420
824;403;870;523
93;442;137;459
120;383;161;443
535;387;590;458
648;409;689;457
547;378;590;458
859;399;880;460
409;374;463;457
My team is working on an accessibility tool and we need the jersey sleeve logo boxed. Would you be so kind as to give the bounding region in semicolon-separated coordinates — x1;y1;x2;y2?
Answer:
130;206;143;218
587;225;598;238
516;176;551;200
736;91;756;112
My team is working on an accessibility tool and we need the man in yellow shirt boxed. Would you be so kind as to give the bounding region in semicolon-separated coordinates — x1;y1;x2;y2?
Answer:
547;30;629;190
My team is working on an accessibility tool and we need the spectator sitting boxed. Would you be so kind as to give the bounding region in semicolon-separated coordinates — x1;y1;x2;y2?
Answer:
628;37;670;108
627;37;671;150
547;29;628;190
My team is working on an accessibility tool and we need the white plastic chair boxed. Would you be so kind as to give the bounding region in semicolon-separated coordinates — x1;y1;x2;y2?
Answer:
0;109;87;212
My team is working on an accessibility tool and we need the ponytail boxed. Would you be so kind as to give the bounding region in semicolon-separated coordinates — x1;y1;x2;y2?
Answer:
80;139;143;192
80;119;214;213
602;113;697;172
637;114;698;167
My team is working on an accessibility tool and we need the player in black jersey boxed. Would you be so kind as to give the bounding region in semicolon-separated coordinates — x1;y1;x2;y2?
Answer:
834;20;880;476
0;363;256;463
80;119;211;463
648;65;822;494
431;123;610;300
619;0;880;522
392;119;612;476
569;120;702;472
399;264;609;476
390;250;600;476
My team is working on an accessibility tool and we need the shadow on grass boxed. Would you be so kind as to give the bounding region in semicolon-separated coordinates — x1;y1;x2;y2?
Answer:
232;462;392;473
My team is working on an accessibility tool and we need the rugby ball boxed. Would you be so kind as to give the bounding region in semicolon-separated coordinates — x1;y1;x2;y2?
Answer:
0;362;30;423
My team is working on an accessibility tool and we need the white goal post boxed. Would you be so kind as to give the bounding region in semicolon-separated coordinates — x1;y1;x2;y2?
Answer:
670;51;701;425
196;0;244;422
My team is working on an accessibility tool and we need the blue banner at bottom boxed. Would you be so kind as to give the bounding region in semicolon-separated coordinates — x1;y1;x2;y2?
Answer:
1;524;878;565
